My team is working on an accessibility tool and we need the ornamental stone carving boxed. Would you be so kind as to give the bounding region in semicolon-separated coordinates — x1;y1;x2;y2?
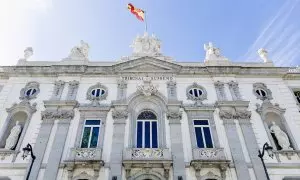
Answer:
75;148;96;159
19;81;40;101
166;110;182;120
52;80;65;100
86;83;108;102
131;32;162;56
236;109;251;120
228;81;242;100
68;40;89;60
253;82;273;101
214;81;227;101
270;121;293;150
137;77;158;96
67;80;79;100
219;109;235;120
4;121;22;150
41;109;74;120
186;82;207;104
112;109;128;120
117;78;127;89
132;148;163;158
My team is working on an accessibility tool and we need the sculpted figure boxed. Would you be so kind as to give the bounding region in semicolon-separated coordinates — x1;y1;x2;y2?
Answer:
24;47;33;59
131;33;161;56
270;121;292;150
258;48;271;63
69;40;89;59
204;42;222;60
5;121;22;150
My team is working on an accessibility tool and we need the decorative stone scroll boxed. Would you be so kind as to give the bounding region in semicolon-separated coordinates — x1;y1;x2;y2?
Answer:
132;148;164;158
214;81;227;101
228;81;242;100
67;80;79;100
41;109;74;120
51;80;65;100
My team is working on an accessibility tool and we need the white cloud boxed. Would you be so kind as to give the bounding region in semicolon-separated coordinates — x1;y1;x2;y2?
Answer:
0;0;52;66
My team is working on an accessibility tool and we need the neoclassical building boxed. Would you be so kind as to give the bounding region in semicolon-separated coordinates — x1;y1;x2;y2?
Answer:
0;33;300;180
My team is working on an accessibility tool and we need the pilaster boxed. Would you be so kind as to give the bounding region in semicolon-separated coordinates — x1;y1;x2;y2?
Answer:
166;107;186;180
109;107;128;180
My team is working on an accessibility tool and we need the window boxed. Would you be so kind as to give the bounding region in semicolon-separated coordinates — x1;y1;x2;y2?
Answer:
194;120;213;148
189;88;203;98
25;88;37;97
136;111;158;148
91;88;106;98
80;120;101;148
294;91;300;104
255;89;267;97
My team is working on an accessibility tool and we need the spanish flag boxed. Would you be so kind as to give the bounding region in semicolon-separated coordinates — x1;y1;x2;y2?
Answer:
127;3;145;21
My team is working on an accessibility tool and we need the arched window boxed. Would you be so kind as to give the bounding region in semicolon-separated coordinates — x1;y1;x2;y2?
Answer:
136;111;158;148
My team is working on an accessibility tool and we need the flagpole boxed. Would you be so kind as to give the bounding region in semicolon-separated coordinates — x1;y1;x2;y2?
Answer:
144;11;148;33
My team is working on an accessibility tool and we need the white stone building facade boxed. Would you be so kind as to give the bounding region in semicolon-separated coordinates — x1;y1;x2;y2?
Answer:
0;34;300;180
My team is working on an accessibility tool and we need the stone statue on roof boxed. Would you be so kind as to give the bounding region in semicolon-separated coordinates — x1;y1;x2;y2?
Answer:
131;32;161;56
68;40;90;60
204;42;225;61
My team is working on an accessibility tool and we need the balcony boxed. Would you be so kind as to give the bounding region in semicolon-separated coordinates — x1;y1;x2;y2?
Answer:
191;148;230;172
65;148;104;166
123;148;172;168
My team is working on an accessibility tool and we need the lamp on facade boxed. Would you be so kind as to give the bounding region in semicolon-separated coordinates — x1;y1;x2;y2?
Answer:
258;142;274;180
22;143;36;180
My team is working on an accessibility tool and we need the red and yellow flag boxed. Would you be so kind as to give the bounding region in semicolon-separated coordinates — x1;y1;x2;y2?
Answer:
127;3;145;21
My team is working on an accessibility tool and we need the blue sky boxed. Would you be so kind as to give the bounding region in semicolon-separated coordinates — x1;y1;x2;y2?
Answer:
0;0;300;66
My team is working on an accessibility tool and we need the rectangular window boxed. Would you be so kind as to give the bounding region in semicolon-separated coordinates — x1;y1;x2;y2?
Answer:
80;120;101;148
136;120;158;148
194;120;213;148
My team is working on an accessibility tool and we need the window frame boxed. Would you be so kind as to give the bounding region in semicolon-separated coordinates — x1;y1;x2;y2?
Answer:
136;111;159;148
193;119;214;148
80;119;101;148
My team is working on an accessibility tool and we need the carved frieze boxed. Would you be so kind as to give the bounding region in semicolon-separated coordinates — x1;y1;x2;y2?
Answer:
219;107;251;120
41;109;74;120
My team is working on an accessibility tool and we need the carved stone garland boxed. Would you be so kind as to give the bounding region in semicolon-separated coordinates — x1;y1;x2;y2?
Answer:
137;77;158;96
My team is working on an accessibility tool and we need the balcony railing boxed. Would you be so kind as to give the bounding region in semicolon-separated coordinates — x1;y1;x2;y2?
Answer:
68;148;102;161
192;148;226;161
123;148;171;160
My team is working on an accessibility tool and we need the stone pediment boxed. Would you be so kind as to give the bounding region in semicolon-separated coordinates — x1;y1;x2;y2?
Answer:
112;57;181;73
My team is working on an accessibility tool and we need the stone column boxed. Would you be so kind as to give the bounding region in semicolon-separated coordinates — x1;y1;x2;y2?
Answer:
109;108;128;180
26;119;54;180
219;107;251;180
167;108;186;180
43;118;72;180
237;109;267;180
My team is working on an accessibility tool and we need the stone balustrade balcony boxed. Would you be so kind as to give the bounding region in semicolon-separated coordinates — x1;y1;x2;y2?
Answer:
192;148;227;161
68;148;102;161
191;148;230;172
123;148;172;170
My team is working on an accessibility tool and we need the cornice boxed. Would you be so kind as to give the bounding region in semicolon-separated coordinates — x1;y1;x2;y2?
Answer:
0;62;294;78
